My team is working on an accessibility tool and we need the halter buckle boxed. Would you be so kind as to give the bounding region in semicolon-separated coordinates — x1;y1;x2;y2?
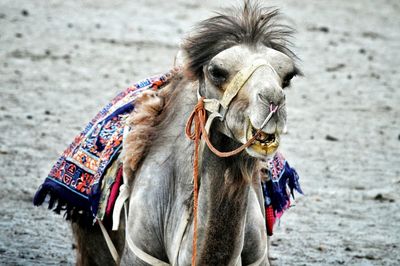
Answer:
202;98;226;121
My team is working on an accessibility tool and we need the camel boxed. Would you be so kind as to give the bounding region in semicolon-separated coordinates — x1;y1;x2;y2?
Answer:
71;2;301;265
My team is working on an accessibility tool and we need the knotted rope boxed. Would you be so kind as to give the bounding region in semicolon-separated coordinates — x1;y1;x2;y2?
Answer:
185;97;277;265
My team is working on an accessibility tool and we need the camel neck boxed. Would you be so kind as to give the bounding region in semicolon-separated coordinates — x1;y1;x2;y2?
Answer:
196;131;254;265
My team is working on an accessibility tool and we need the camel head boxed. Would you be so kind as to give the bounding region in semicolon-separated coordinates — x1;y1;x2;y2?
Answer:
182;2;301;159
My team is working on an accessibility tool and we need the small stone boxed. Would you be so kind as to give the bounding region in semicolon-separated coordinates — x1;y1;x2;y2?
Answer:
44;110;51;115
375;193;384;200
374;193;394;202
308;26;329;33
345;247;352;252
21;9;29;16
15;33;23;38
362;31;382;39
26;115;33;119
319;26;329;33
365;254;377;260
326;63;346;72
325;135;339;141
358;48;366;54
271;241;279;247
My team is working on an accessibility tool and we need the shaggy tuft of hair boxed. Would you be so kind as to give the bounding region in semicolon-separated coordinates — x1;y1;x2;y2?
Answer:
182;0;297;78
122;90;164;181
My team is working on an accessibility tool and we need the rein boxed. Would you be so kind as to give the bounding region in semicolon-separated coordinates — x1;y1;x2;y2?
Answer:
185;61;279;266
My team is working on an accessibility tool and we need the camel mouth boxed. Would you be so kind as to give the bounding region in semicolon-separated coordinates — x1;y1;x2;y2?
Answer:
245;120;280;157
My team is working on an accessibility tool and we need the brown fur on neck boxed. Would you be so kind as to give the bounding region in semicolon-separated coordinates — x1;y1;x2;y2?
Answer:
122;74;184;182
198;132;257;265
122;90;165;180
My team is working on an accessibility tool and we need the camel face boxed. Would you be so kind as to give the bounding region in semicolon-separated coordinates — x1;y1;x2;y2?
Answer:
203;44;299;159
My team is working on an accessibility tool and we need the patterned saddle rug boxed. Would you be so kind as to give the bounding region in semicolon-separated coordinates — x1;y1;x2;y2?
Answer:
33;70;302;234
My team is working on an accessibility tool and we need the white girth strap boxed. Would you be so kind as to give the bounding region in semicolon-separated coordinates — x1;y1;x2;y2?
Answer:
98;219;120;264
125;204;170;266
112;124;132;231
112;183;130;231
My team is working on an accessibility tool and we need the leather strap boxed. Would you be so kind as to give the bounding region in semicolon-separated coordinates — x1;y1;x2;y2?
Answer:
112;184;130;231
220;62;267;109
201;62;268;121
112;124;131;231
98;219;120;264
124;204;170;266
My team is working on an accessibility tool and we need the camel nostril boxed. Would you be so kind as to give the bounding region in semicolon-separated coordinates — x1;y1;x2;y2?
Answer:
257;93;269;106
257;91;284;107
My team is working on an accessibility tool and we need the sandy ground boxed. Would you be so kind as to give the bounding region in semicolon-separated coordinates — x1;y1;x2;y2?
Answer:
1;0;399;265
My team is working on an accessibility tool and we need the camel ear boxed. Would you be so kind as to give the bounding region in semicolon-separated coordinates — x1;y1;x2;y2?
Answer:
173;48;185;68
174;47;198;80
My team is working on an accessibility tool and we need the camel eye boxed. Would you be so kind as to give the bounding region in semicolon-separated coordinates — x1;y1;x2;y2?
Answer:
282;72;295;88
207;64;229;86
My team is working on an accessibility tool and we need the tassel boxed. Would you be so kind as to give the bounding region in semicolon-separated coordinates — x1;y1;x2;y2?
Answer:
265;206;275;236
48;194;56;210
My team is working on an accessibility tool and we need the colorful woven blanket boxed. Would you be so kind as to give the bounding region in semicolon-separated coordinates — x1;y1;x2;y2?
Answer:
34;70;302;233
262;152;303;235
33;71;175;220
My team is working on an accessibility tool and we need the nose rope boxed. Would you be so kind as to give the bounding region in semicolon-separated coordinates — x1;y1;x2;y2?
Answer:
260;104;279;130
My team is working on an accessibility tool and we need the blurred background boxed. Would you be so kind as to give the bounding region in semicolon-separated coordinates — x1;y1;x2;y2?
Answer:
0;0;399;265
